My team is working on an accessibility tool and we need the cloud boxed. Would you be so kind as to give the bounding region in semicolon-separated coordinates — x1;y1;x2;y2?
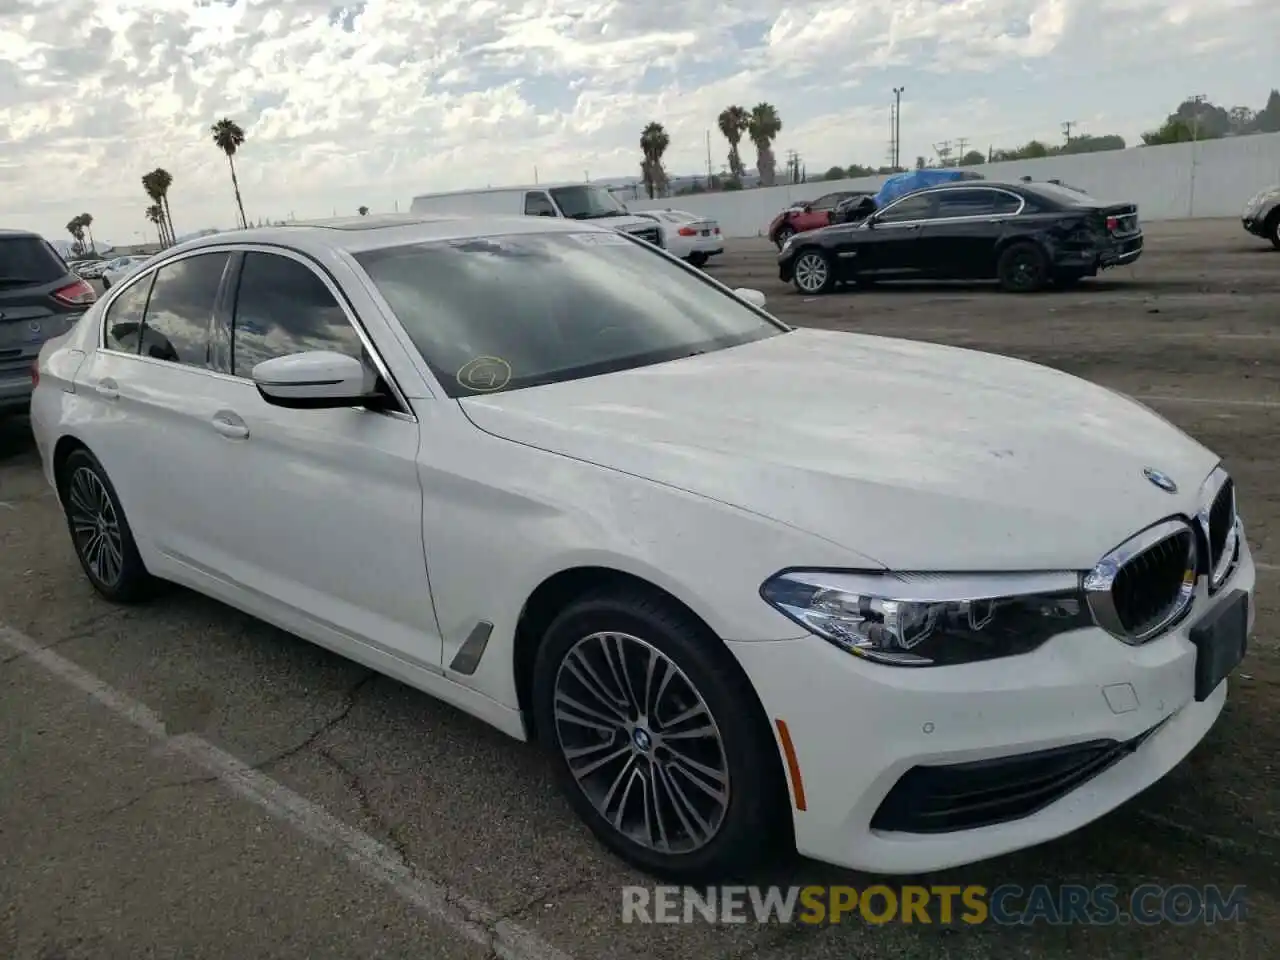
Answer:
1;0;1276;243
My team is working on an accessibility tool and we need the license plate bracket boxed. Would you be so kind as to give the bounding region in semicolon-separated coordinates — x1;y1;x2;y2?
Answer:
1190;590;1248;701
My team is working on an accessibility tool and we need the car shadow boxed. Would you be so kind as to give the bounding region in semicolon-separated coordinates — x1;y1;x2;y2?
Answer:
0;415;38;466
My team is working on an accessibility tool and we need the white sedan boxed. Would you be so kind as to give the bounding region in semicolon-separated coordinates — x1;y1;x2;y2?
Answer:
634;209;724;266
100;255;148;289
31;214;1253;880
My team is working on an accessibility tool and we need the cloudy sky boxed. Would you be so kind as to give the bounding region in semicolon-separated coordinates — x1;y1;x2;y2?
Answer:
3;0;1277;244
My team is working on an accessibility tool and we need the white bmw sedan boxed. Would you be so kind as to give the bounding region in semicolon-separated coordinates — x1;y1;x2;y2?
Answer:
31;214;1254;881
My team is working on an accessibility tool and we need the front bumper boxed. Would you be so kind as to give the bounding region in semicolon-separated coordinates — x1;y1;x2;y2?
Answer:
778;256;795;283
728;545;1254;874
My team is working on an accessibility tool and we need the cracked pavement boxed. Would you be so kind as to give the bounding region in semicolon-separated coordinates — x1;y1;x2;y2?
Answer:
2;219;1278;959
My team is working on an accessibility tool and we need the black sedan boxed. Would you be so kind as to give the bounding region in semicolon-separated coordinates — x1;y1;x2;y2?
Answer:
778;180;1143;294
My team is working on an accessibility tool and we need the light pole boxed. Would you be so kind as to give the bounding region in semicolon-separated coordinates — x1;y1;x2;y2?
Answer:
893;87;905;170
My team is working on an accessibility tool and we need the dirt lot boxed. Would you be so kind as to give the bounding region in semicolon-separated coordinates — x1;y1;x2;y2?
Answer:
0;217;1277;959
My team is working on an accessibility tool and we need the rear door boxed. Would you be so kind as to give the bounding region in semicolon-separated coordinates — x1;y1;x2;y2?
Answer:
74;250;238;566
917;188;1023;277
0;235;95;410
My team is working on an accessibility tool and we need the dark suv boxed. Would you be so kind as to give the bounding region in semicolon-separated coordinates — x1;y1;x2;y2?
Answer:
1;229;97;417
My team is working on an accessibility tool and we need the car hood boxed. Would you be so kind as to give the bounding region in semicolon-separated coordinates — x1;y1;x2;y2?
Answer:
460;329;1219;571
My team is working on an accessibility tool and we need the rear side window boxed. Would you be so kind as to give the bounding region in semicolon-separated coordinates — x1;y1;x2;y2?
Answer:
103;274;154;353
0;236;68;287
230;252;363;379
138;252;230;367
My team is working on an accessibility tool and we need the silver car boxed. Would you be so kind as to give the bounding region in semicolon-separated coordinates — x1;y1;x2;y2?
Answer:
1241;185;1280;248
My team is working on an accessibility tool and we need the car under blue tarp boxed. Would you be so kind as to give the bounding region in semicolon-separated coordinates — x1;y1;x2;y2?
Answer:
873;168;983;207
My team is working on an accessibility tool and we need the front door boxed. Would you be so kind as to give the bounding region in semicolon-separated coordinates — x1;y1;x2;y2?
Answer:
203;248;440;668
862;192;936;276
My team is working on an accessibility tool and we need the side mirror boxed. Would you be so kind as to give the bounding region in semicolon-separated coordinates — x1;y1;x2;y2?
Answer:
252;351;375;409
735;287;767;309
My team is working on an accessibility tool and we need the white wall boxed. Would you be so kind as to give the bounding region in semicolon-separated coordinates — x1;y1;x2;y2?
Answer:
628;132;1280;238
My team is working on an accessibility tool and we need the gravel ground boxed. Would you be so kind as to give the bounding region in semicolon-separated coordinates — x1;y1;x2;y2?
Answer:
0;217;1277;959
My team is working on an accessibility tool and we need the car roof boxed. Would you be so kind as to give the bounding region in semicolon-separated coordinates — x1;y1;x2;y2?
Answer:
0;228;42;239
156;213;621;258
412;182;608;198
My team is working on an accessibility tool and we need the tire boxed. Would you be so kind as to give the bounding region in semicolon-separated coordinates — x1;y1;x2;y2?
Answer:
791;249;835;295
1267;211;1280;250
101;276;111;290
531;588;786;882
997;242;1049;293
774;226;795;249
58;448;156;603
688;252;708;268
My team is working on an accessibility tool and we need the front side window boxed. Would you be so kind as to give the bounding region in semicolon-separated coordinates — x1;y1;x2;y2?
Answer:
876;194;935;223
354;231;785;398
524;192;556;217
137;252;230;367
103;273;155;352
231;252;363;379
547;185;629;220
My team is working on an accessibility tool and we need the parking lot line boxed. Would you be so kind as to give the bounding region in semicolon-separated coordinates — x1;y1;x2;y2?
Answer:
0;623;575;960
1138;394;1280;408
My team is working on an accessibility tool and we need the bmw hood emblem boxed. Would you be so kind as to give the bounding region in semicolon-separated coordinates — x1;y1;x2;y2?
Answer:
1143;467;1178;493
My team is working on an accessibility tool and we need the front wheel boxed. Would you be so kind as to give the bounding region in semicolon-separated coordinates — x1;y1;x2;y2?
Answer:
774;226;795;250
792;249;835;295
101;276;111;290
688;252;708;268
1267;212;1280;250
532;588;786;881
997;242;1049;293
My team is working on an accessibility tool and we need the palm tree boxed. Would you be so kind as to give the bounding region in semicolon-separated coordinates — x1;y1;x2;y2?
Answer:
639;122;670;199
141;172;171;246
747;103;783;187
150;168;176;244
65;216;87;256
717;106;749;180
210;118;249;228
79;213;96;254
358;205;369;216
145;204;165;244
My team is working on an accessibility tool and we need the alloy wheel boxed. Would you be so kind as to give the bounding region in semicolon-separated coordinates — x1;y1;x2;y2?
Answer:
67;466;124;586
794;253;828;293
552;631;730;855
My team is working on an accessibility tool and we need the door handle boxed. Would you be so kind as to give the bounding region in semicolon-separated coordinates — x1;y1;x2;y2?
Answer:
211;411;249;440
95;378;119;401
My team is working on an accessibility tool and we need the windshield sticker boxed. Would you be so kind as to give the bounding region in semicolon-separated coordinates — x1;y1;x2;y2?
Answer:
456;356;512;392
567;231;631;245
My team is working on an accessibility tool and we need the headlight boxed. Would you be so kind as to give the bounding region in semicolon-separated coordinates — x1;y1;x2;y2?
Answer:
760;570;1092;667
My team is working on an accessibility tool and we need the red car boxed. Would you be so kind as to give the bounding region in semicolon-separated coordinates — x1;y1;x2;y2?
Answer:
767;191;871;248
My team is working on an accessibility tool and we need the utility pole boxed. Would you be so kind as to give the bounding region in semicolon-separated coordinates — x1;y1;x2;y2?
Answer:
533;165;539;184
1188;94;1207;217
889;100;897;171
955;137;969;165
1062;120;1076;144
933;140;952;167
705;129;713;187
893;87;905;169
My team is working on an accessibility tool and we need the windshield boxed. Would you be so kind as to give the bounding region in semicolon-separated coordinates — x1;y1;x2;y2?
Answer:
353;231;785;398
1031;182;1102;205
548;185;629;220
0;236;68;285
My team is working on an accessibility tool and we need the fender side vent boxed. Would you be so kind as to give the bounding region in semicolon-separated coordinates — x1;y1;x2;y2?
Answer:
449;620;493;675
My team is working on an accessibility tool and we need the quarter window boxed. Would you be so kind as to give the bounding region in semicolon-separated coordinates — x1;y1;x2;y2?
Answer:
230;252;364;379
103;273;154;353
137;252;230;366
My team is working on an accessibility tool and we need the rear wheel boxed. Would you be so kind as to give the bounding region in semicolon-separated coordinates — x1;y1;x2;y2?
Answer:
997;242;1049;293
532;588;786;881
58;448;156;603
792;250;835;295
688;252;708;268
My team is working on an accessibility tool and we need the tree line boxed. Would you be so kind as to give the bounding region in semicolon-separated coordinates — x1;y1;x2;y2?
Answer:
638;87;1280;195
